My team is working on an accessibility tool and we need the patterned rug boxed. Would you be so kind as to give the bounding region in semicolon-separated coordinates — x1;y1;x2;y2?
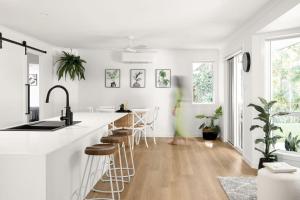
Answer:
218;176;257;200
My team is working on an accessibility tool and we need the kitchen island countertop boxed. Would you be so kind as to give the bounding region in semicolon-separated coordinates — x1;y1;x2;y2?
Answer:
0;112;127;155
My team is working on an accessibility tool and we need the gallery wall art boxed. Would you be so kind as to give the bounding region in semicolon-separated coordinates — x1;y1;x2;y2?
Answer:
155;69;171;88
130;69;146;88
105;69;120;88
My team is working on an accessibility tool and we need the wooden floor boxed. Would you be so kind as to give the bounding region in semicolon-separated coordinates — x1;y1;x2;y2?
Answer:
88;138;256;200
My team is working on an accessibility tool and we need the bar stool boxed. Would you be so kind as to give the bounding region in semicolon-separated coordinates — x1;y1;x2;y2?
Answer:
78;144;120;200
111;129;135;177
96;135;130;193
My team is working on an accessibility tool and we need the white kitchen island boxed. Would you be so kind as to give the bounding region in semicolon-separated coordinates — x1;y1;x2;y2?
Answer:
0;112;127;200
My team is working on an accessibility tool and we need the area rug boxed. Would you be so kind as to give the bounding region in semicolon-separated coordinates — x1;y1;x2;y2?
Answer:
218;176;257;200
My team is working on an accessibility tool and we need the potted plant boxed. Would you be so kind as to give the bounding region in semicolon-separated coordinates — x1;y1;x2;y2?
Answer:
248;97;289;169
56;51;86;81
285;132;300;152
195;106;223;140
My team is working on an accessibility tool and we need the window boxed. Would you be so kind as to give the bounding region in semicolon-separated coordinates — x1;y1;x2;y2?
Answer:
269;37;300;151
192;62;214;104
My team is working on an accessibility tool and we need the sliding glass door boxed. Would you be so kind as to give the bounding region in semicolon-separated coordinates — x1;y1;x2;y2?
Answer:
228;53;243;151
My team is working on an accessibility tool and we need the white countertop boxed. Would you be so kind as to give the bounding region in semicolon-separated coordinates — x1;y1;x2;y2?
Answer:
0;112;127;156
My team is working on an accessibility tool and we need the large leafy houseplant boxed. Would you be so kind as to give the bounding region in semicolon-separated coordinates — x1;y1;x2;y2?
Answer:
248;97;288;168
56;51;86;81
195;106;223;140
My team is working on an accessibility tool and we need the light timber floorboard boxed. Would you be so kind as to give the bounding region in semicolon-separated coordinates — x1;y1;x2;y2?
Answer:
87;138;257;200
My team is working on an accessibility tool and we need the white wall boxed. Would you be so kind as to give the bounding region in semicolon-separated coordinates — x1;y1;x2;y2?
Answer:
50;48;80;117
0;25;59;127
0;25;220;138
221;0;300;168
77;49;220;137
0;25;83;128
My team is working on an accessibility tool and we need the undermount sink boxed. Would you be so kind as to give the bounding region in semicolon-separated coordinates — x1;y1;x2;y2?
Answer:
1;121;81;131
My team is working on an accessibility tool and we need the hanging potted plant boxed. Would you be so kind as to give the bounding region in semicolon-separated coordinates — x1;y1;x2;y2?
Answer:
195;106;223;140
56;51;86;81
248;97;289;169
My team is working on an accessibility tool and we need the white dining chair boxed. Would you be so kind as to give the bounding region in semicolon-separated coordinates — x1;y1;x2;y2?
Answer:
146;106;159;145
132;109;149;148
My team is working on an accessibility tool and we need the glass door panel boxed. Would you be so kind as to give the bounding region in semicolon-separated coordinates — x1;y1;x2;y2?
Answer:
27;53;40;122
228;53;244;151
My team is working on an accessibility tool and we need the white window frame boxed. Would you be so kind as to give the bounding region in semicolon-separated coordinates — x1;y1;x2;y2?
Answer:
267;36;300;157
267;36;300;116
192;61;215;105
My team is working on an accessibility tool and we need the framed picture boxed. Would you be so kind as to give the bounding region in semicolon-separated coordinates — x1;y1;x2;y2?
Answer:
105;69;120;88
29;74;38;86
155;69;171;88
130;69;146;88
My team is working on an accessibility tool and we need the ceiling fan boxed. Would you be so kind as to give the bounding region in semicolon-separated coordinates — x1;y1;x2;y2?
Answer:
122;36;156;53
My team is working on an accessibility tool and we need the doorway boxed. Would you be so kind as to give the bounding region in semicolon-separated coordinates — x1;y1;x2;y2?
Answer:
27;53;40;122
228;53;244;151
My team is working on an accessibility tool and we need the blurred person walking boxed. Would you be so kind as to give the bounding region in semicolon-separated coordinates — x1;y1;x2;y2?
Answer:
169;76;187;145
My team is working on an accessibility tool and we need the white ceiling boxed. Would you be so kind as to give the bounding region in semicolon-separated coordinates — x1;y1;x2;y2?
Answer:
260;3;300;33
0;0;271;49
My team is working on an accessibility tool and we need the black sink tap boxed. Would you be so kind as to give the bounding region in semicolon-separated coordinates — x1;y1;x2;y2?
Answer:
45;85;73;126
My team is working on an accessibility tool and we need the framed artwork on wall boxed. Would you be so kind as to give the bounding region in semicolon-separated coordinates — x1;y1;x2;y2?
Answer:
29;74;38;86
155;69;171;88
130;69;146;88
105;69;120;88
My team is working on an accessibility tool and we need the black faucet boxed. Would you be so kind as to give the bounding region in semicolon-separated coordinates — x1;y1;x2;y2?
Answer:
45;85;73;126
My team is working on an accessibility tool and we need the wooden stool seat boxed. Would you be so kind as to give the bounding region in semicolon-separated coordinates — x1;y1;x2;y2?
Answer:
85;144;116;155
112;129;132;136
101;135;123;144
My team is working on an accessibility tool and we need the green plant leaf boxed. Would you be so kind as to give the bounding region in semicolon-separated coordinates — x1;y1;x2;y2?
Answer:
214;106;223;118
258;97;268;105
248;103;265;114
270;125;283;132
266;100;277;109
195;114;207;119
255;147;266;157
254;116;268;123
270;135;282;145
255;138;265;144
250;125;262;131
272;112;289;117
268;149;278;156
199;123;206;129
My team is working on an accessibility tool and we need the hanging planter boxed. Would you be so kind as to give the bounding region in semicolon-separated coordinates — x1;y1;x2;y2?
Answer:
56;51;86;81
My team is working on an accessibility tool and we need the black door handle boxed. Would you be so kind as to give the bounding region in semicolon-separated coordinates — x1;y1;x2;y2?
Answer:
25;84;30;115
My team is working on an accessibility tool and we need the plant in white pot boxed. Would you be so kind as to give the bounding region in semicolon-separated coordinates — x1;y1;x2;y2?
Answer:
248;97;289;169
195;106;223;140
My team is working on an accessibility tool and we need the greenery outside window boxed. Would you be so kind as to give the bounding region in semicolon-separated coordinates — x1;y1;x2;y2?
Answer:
192;62;214;104
269;36;300;152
